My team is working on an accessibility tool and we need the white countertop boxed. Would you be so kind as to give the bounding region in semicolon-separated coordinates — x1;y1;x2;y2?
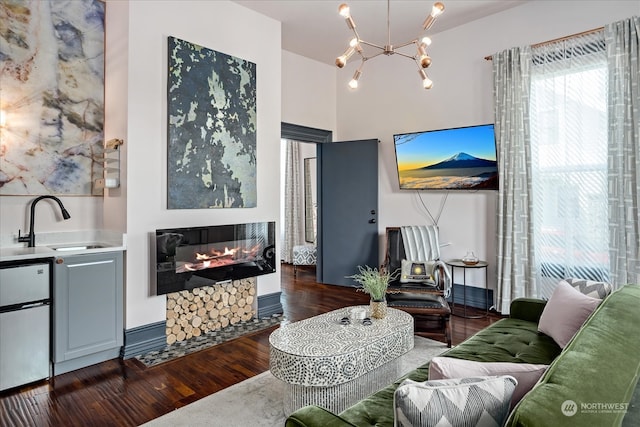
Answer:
0;230;126;262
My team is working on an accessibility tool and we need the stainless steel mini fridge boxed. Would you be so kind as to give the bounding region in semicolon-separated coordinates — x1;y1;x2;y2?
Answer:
0;261;51;391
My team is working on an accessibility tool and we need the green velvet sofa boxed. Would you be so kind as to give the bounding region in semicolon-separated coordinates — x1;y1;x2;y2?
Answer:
286;284;640;427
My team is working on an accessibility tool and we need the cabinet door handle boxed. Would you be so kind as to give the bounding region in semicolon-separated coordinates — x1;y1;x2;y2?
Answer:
369;219;376;224
56;258;64;264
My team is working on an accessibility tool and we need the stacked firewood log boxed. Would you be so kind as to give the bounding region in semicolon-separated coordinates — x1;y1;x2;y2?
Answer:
165;278;256;344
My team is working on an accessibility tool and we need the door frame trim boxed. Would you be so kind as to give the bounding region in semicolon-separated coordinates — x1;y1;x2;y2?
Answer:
281;123;332;144
281;123;332;282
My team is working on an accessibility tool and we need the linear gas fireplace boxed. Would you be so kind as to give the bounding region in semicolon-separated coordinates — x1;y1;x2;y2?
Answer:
155;222;276;295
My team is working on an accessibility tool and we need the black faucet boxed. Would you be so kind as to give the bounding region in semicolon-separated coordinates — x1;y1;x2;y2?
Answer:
18;196;71;247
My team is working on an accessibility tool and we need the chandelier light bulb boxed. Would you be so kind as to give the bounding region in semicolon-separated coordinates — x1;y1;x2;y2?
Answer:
419;69;433;89
350;37;358;47
349;68;362;89
339;3;356;29
432;2;445;17
421;36;432;46
338;3;350;18
423;2;445;31
335;45;356;68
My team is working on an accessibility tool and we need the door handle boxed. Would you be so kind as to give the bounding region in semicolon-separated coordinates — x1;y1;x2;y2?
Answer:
369;219;376;224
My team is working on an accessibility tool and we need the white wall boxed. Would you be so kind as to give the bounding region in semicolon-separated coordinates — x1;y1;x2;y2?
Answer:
121;0;282;329
282;51;337;131
103;0;129;233
335;0;639;294
0;196;103;241
280;51;336;256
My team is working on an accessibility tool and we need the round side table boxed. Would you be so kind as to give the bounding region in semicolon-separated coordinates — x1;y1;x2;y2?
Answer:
445;259;489;319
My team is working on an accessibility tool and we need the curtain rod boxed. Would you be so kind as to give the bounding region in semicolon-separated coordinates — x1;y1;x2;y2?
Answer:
484;26;605;61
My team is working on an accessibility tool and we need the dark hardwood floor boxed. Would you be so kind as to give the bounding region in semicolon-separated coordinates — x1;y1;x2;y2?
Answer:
0;264;501;427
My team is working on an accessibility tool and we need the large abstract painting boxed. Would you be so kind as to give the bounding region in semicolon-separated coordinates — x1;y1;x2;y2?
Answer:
0;0;105;195
167;36;257;209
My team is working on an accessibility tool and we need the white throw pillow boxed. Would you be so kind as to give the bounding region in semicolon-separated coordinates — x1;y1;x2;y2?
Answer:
428;357;548;407
394;375;517;427
538;280;601;349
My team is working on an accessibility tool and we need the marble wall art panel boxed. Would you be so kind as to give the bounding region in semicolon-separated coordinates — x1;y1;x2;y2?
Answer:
0;0;105;195
167;36;257;209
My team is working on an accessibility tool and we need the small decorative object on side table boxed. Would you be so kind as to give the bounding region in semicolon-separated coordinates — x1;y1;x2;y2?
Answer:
462;251;479;265
445;258;489;319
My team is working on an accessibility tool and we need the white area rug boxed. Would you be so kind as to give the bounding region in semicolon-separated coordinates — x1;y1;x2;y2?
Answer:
141;336;448;427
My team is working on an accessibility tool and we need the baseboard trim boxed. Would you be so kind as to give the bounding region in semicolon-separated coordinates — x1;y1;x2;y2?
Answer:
121;293;284;359
258;291;283;318
121;321;167;359
449;283;493;310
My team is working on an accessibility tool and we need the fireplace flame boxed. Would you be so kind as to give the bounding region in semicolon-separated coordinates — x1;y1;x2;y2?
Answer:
176;244;262;273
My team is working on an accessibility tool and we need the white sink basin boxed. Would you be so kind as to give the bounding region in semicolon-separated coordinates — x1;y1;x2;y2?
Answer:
51;244;107;251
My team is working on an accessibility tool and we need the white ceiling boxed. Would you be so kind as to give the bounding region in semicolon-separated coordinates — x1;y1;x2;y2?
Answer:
233;0;529;65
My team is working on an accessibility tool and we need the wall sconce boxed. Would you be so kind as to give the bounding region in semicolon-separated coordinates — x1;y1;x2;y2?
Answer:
95;138;124;189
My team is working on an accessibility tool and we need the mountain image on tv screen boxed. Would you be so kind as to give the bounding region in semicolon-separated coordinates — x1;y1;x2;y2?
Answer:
393;124;498;190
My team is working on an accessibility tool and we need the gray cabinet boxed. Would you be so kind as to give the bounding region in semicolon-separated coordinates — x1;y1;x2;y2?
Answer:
53;251;123;375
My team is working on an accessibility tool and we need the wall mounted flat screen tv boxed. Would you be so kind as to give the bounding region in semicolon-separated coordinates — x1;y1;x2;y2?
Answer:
393;124;498;190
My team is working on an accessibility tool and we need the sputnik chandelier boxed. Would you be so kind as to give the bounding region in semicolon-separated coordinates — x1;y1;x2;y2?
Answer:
336;0;445;90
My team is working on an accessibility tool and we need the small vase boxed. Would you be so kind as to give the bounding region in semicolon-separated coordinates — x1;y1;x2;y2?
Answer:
370;299;387;319
462;251;479;265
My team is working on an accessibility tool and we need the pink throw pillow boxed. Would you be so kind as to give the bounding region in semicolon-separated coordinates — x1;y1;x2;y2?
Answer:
538;280;601;348
428;357;548;407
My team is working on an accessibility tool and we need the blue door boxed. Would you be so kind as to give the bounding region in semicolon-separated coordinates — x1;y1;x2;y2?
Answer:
318;139;379;286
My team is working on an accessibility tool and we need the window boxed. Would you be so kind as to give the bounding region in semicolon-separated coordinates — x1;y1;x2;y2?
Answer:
529;33;609;297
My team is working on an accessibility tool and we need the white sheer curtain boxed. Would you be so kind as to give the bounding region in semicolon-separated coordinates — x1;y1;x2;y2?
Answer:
282;139;303;263
529;30;610;297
